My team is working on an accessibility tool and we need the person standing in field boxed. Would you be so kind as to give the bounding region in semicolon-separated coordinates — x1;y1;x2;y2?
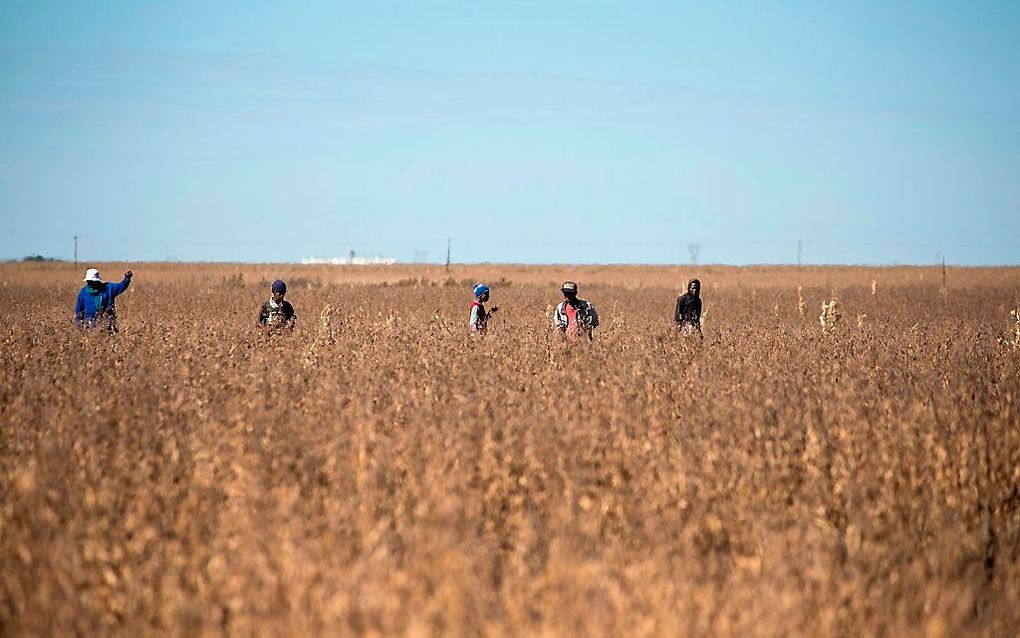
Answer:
258;279;297;332
674;278;703;334
553;281;599;341
73;268;133;332
469;283;498;334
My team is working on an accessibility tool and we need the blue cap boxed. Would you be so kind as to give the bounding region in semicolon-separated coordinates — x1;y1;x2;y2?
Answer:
473;283;489;298
272;279;287;294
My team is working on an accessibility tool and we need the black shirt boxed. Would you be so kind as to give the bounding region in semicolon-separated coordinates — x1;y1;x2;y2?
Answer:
258;300;296;327
674;293;702;328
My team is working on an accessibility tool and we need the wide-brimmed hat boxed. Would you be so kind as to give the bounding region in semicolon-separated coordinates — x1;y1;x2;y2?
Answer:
560;281;578;293
83;268;103;283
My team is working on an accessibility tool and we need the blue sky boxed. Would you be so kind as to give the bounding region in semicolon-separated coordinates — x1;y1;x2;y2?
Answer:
1;1;1018;264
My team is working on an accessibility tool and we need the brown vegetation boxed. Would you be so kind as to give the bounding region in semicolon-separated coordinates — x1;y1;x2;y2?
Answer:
2;262;1019;635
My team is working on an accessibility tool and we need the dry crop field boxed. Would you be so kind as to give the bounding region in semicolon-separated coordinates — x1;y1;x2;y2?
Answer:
2;262;1019;636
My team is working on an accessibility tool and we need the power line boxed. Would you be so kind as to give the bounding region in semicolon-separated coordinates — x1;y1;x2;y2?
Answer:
3;235;1020;251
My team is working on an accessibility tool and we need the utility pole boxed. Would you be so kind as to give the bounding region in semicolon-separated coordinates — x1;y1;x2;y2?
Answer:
942;256;946;289
797;239;802;266
445;237;451;272
74;235;78;267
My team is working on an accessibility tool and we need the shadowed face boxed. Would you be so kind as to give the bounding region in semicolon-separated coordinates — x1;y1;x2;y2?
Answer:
561;282;578;302
479;291;489;302
272;291;285;304
688;282;700;297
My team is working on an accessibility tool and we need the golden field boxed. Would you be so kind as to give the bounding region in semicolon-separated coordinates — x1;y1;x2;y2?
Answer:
2;262;1019;636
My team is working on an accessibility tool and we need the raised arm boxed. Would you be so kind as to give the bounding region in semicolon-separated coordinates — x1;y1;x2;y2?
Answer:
106;271;133;298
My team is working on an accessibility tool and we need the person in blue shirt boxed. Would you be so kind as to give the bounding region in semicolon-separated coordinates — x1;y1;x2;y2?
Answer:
73;268;133;332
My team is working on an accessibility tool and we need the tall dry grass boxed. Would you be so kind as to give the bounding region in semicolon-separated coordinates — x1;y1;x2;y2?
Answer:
1;263;1018;635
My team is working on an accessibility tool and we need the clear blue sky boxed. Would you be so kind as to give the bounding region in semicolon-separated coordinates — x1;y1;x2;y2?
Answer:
1;1;1018;265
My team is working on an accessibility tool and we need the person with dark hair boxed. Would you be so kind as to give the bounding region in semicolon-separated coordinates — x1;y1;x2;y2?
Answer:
73;268;133;332
674;278;703;334
258;279;296;332
553;281;599;341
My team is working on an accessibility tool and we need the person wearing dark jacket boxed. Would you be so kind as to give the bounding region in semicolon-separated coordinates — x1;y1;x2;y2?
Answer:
258;279;296;332
674;278;702;334
73;268;133;332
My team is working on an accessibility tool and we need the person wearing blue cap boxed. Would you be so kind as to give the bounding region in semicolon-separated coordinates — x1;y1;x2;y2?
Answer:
73;267;133;332
258;279;296;331
469;283;498;334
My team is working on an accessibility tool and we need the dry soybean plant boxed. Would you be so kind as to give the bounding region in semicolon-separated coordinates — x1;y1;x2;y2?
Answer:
819;297;841;332
1005;303;1020;351
1;263;1019;636
302;303;340;368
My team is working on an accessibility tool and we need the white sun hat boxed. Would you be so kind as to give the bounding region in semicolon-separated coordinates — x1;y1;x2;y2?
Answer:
83;268;104;283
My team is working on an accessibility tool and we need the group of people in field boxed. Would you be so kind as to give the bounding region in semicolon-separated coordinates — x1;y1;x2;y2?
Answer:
466;280;609;339
72;269;703;337
466;278;704;337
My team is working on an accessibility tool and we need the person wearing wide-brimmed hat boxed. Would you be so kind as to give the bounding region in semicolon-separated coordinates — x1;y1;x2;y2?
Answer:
553;281;599;341
73;267;133;331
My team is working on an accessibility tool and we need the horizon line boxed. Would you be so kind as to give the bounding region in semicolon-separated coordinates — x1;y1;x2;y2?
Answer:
7;258;1020;269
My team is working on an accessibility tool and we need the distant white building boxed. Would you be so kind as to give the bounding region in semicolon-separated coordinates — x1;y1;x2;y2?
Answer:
302;255;397;265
